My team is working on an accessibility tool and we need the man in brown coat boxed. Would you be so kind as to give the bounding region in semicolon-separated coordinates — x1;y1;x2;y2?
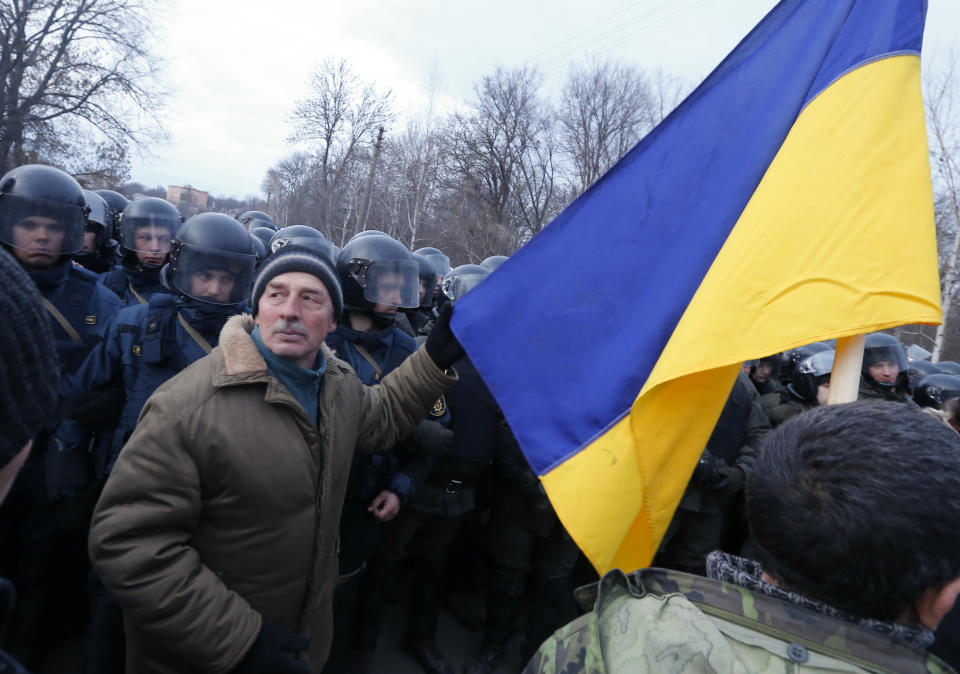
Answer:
89;247;462;673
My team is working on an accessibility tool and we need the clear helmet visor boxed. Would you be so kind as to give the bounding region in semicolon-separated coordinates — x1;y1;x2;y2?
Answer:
349;257;420;309
121;214;179;254
423;252;451;277
0;192;85;257
797;349;835;378
863;345;907;371
171;244;256;305
442;272;487;303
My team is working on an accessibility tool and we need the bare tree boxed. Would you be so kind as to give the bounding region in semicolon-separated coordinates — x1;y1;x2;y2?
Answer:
288;57;392;232
449;66;542;229
377;93;446;248
555;58;660;193
512;111;561;246
925;54;960;360
0;0;167;173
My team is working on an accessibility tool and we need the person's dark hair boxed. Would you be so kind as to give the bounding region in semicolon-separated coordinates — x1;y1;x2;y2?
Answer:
746;400;960;622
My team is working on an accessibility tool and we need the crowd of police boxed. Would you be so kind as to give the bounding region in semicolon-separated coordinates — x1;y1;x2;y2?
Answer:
2;161;960;674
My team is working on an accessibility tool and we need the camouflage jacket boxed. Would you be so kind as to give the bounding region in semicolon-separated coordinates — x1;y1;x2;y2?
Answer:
524;565;955;674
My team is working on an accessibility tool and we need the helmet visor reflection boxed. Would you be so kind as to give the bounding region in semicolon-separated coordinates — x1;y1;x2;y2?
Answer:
121;214;180;253
0;192;85;256
172;244;255;305
355;258;420;309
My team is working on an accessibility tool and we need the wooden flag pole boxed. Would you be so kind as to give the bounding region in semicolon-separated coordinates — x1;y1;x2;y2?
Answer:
827;334;865;405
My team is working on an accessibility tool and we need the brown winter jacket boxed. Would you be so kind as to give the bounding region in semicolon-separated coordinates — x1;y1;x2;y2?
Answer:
88;314;457;674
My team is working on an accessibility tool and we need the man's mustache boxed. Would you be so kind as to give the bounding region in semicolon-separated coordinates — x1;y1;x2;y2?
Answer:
271;319;308;337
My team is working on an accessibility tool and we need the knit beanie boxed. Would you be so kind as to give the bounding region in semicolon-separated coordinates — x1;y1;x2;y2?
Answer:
250;245;343;320
0;247;60;468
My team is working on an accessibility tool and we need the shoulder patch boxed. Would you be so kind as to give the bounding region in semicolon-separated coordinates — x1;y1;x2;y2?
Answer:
431;394;447;417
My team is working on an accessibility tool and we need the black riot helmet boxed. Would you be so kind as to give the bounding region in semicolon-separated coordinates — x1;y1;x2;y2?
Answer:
0;164;87;265
413;247;451;278
480;255;508;271
94;189;129;240
862;332;908;387
250;226;276;250
936;361;960;376
789;349;835;403
411;252;438;308
750;353;781;384
912;374;960;409
780;342;831;385
337;234;420;323
166;213;255;306
249;234;267;264
238;210;276;232
82;190;112;248
269;225;335;263
119;197;181;265
349;229;388;243
907;359;940;391
440;264;490;306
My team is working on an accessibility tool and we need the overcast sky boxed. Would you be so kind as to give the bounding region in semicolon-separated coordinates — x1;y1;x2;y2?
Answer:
131;0;960;199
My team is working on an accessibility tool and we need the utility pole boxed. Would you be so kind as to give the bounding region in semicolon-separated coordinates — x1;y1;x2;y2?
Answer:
359;126;385;230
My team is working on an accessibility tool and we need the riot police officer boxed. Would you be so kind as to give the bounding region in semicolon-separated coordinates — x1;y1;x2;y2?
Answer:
61;212;256;673
99;197;181;306
358;264;498;674
323;233;428;673
0;164;123;669
859;332;911;402
403;252;441;337
93;189;129;245
76;190;118;273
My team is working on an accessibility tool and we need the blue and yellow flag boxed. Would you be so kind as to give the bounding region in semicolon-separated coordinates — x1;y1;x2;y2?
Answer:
451;0;941;574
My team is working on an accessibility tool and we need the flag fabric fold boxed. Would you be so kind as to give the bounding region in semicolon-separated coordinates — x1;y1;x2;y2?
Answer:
451;0;940;574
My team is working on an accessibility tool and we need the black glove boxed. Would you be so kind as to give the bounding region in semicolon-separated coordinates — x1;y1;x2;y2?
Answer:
715;466;746;495
692;450;729;489
69;386;125;430
403;419;454;456
424;302;464;370
231;621;310;674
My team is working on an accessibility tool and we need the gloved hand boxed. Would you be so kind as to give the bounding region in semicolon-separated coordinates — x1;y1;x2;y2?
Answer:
231;621;310;674
403;419;454;456
692;450;729;489
424;302;464;370
69;386;125;429
715;466;746;495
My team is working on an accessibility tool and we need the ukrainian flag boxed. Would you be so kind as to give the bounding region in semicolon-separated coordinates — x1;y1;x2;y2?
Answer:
451;0;941;574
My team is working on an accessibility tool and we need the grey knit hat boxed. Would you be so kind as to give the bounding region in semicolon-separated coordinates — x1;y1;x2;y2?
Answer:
251;245;343;319
0;246;60;467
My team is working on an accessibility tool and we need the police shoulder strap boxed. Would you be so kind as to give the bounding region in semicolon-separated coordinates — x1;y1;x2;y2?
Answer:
351;342;383;382
41;297;84;345
176;311;213;354
127;282;147;305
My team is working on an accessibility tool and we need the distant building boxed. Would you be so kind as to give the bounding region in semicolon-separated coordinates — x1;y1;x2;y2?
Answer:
166;185;209;217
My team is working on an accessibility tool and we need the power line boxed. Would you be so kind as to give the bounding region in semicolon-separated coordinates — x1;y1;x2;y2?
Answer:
525;0;678;67
540;0;718;79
